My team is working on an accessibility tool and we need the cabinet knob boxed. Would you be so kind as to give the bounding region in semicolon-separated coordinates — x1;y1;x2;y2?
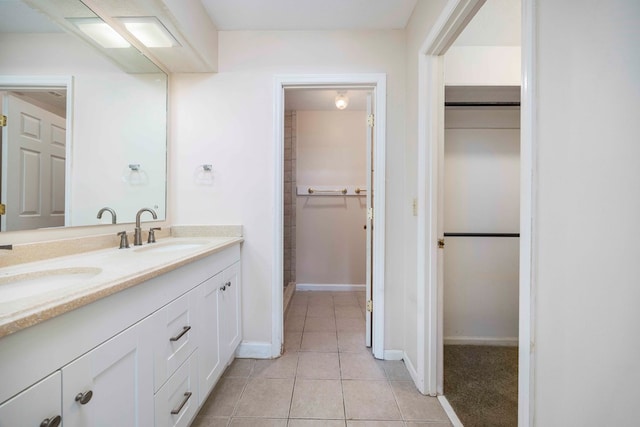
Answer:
225;281;232;288
40;415;62;427
219;284;226;291
75;390;93;405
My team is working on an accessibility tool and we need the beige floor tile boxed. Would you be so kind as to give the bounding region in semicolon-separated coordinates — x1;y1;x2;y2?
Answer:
304;316;337;332
337;331;368;353
190;415;229;427
300;332;338;352
333;294;360;307
346;421;405;427
390;381;450;422
337;317;365;332
381;361;412;381
290;379;345;419
307;295;334;306
252;353;299;378
335;306;365;319
340;353;386;380
200;377;248;417
342;380;401;420
223;359;255;378
307;304;335;317
284;331;302;352
285;315;306;332
297;352;340;379
289;420;346;427
229;418;288;426
234;378;294;418
288;303;308;316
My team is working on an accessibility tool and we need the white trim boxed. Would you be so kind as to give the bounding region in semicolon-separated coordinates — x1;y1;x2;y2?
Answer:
383;350;404;361
444;336;519;347
273;73;387;361
0;75;74;228
235;341;273;359
404;351;420;386
295;284;365;292
438;395;465;427
519;0;536;426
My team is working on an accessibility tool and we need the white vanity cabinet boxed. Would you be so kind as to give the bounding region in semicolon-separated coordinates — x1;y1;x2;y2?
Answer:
61;316;154;427
0;242;242;427
0;372;61;427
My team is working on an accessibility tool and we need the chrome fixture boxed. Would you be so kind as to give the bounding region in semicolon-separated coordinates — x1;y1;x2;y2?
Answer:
134;208;157;246
202;164;212;172
129;164;140;171
148;227;161;243
117;231;130;249
97;207;117;224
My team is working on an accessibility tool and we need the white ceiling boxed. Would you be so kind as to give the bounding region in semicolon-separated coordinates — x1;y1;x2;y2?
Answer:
200;0;418;31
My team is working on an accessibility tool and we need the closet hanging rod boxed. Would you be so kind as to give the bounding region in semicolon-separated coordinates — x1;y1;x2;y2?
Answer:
444;232;520;238
444;101;521;107
307;187;347;195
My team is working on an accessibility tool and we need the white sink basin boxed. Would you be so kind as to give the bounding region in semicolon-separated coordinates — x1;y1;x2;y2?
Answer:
0;267;103;304
133;240;208;254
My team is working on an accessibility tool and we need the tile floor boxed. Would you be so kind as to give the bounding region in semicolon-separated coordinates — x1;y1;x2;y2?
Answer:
192;291;453;427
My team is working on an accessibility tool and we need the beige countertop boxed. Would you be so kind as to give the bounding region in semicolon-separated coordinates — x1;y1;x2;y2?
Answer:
0;232;243;339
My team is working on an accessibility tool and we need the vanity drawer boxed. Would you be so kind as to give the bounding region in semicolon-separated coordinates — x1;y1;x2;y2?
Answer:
154;351;199;427
152;291;198;392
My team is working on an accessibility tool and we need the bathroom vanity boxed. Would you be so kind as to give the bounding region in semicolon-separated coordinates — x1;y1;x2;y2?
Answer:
0;234;242;427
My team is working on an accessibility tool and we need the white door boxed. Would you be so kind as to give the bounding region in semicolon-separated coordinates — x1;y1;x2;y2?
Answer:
62;318;154;427
219;262;241;362
1;94;66;231
365;92;374;347
0;371;61;427
197;272;222;403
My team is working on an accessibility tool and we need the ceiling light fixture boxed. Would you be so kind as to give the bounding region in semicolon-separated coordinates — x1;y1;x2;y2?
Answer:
119;17;180;48
335;92;349;110
69;18;131;49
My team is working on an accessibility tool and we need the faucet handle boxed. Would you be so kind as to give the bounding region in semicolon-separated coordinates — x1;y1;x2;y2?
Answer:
117;231;130;249
148;227;161;244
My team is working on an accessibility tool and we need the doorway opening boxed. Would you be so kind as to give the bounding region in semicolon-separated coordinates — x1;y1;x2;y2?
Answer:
272;74;387;360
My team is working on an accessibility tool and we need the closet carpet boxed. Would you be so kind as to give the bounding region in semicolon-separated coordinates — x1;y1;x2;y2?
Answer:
444;345;518;427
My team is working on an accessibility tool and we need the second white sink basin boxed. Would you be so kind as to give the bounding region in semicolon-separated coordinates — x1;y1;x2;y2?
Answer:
133;239;208;254
0;267;103;304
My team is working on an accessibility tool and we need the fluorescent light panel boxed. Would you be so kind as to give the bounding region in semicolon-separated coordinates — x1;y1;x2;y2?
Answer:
70;18;131;48
119;17;179;48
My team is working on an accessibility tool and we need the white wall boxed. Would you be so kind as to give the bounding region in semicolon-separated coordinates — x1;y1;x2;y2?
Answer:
171;30;407;350
295;110;367;286
403;0;450;371
445;46;521;86
533;0;640;424
443;108;519;345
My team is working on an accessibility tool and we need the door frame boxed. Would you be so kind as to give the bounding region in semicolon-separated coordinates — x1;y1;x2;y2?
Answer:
0;75;73;230
416;1;535;426
272;73;387;359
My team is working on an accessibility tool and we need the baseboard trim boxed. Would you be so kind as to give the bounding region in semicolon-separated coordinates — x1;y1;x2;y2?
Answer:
296;283;366;292
235;341;273;359
383;350;404;361
444;336;518;347
403;352;421;391
438;395;464;427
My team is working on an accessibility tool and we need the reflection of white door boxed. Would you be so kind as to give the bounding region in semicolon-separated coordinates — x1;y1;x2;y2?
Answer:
1;94;66;231
365;93;374;347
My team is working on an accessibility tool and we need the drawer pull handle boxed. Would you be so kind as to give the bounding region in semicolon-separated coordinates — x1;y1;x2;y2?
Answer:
40;415;62;427
75;390;93;405
169;326;191;342
170;391;193;415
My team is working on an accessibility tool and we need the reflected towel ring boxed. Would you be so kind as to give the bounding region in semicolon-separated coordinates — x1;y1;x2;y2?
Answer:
122;164;148;185
194;164;214;185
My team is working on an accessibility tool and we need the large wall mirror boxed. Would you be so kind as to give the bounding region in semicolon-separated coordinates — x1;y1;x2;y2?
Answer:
0;0;167;232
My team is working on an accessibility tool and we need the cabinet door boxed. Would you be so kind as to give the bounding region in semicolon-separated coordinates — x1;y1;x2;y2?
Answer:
0;371;61;427
62;317;153;427
154;351;199;427
152;291;198;392
197;272;222;404
220;262;241;364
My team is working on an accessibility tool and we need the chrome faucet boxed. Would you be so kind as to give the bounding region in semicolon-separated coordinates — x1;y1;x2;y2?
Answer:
97;207;117;224
134;208;157;246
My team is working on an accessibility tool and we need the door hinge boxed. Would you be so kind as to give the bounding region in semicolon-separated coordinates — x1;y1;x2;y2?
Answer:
438;238;445;249
367;208;373;220
0;115;6;127
366;299;373;313
367;114;374;128
0;203;5;215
